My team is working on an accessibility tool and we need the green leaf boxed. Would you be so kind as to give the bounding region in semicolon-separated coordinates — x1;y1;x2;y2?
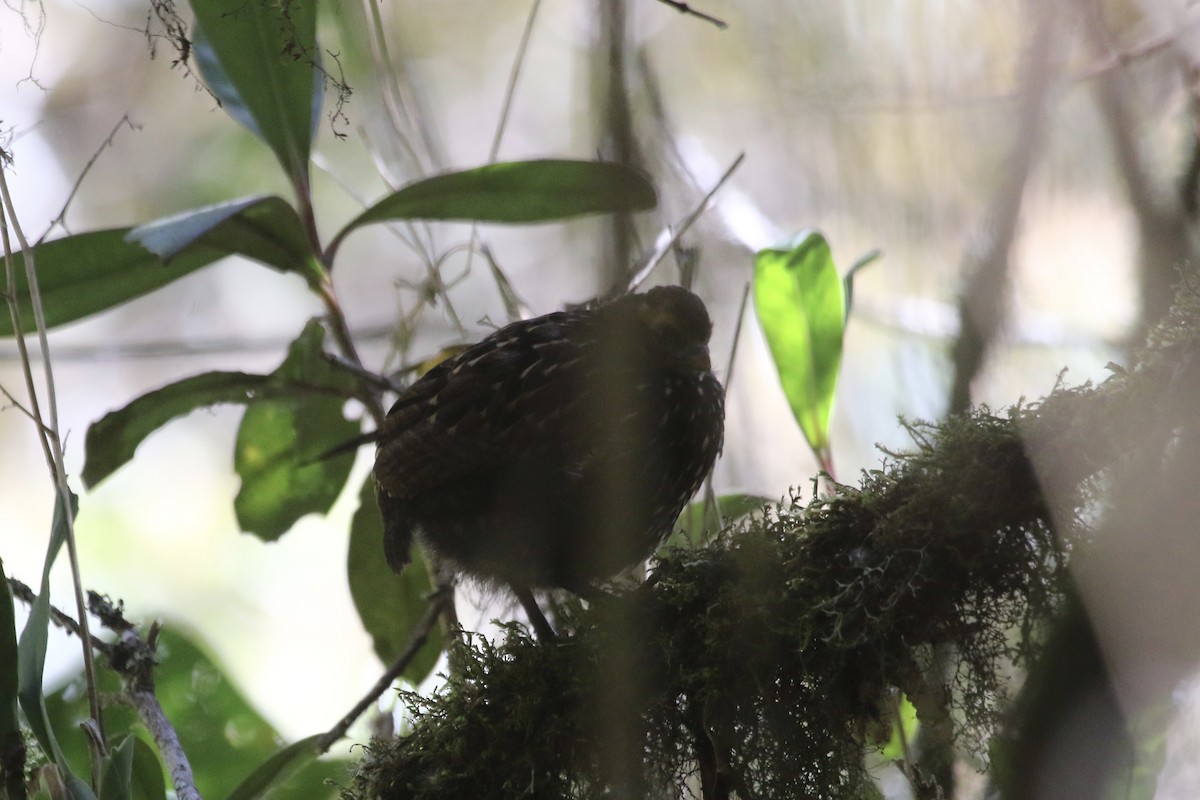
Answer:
225;734;323;800
668;493;771;548
98;735;135;800
879;693;919;760
0;558;25;800
126;737;167;800
0;229;222;338
754;231;846;471
233;322;359;541
17;491;81;777
47;627;343;800
83;372;276;488
347;477;443;685
83;319;365;489
191;0;321;188
127;195;317;282
330;160;657;255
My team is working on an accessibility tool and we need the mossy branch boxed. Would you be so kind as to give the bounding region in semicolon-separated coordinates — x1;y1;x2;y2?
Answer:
345;281;1200;800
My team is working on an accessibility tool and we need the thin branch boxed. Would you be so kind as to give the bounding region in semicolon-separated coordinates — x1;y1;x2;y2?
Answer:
0;157;106;758
38;115;140;243
5;577;111;656
316;588;451;753
620;152;744;297
654;0;728;30
489;0;542;163
125;681;201;800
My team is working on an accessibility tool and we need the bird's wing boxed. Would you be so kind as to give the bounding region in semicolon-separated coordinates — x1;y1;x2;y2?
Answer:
373;314;588;500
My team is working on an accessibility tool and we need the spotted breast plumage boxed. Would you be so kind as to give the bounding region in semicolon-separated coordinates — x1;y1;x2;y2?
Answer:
372;285;724;609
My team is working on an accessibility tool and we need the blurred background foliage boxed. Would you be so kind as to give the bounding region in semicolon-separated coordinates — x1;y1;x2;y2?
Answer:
3;0;1200;797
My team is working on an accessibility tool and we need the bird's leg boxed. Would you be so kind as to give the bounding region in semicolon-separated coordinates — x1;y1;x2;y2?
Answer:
511;584;558;642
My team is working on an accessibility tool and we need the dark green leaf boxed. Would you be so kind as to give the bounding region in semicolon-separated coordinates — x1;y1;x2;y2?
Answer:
330;160;657;255
83;372;275;488
0;558;25;800
127;196;317;281
126;737;166;800
754;232;846;469
84;319;366;489
225;734;323;800
17;491;81;777
47;627;342;800
191;0;321;187
233;395;356;541
347;477;443;684
0;229;222;338
233;321;359;541
99;735;135;800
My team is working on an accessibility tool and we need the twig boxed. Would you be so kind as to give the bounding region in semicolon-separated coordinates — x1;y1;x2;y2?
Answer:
0;154;106;762
622;152;744;297
38;115;139;243
126;681;201;800
489;0;542;163
654;0;728;30
316;588;450;753
5;577;112;656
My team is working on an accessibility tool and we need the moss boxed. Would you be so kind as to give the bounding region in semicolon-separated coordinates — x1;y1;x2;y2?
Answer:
344;401;1079;800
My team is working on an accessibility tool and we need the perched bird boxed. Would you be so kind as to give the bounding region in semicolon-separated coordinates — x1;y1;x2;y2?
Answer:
372;285;725;636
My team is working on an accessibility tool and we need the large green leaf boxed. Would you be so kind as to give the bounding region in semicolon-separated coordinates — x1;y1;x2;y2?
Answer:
83;372;275;488
127;195;318;284
83;319;365;489
0;229;222;337
191;0;321;188
46;627;343;800
754;231;846;472
233;321;358;541
347;477;442;685
328;160;657;257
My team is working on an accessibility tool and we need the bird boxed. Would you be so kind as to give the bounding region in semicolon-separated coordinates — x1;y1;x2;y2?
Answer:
372;285;725;638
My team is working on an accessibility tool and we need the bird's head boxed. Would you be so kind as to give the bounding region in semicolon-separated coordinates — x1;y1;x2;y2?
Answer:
632;285;714;374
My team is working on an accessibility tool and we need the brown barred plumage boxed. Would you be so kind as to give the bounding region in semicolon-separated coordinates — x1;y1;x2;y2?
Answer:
373;285;724;616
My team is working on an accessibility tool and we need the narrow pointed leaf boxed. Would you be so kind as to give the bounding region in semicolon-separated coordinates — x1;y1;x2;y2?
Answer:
191;0;321;186
225;734;323;800
754;231;846;461
128;195;315;279
0;229;222;337
233;321;359;541
347;477;443;684
17;491;80;777
332;160;656;250
0;559;24;800
98;735;135;800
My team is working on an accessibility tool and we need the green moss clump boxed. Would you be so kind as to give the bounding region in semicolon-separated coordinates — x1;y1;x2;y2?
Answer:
345;403;1076;800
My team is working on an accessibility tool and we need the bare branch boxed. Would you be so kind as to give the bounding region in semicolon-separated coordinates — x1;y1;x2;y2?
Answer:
654;0;727;30
316;588;451;753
